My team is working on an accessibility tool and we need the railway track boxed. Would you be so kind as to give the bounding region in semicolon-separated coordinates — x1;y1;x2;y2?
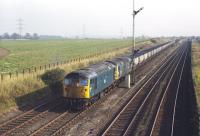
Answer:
127;42;188;136
0;99;64;136
149;41;189;136
29;110;80;136
29;82;122;136
100;41;188;136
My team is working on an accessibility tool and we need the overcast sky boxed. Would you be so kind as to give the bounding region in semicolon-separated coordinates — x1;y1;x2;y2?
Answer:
0;0;200;37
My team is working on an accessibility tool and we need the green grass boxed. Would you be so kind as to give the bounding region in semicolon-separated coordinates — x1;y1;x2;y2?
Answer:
0;39;134;73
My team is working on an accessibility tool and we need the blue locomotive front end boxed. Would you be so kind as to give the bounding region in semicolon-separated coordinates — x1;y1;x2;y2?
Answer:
63;71;91;108
63;62;116;109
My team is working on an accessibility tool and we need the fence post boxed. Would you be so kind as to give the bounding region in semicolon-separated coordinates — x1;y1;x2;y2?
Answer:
49;64;51;69
9;72;12;79
40;66;42;70
34;67;37;72
16;71;18;78
45;65;47;70
1;74;3;81
23;69;25;76
28;68;31;74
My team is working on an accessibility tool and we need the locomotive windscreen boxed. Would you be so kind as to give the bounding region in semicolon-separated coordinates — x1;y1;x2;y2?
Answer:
64;73;88;87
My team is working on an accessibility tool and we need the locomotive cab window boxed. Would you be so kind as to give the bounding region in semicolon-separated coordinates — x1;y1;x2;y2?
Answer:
79;77;88;86
64;74;88;87
64;78;71;85
64;77;78;86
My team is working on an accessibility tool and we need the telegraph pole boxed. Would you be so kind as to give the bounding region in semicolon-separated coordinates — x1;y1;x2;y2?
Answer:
17;18;23;39
131;1;143;84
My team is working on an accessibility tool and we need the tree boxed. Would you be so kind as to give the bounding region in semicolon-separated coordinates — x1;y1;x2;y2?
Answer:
11;33;20;39
150;38;157;43
32;33;39;39
24;33;32;39
3;33;10;39
41;68;65;95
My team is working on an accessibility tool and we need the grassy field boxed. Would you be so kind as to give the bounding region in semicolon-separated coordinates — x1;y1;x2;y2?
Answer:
0;39;135;73
192;40;200;107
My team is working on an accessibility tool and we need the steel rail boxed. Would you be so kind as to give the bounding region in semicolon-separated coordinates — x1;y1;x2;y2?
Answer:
122;45;185;136
30;111;71;136
170;44;188;136
122;43;186;136
0;99;60;135
2;101;64;136
149;44;188;136
0;102;48;128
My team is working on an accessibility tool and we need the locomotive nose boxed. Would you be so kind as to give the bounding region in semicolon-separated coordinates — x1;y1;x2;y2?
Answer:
64;86;89;98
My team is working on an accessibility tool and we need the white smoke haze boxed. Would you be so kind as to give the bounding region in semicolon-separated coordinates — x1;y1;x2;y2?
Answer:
0;0;200;37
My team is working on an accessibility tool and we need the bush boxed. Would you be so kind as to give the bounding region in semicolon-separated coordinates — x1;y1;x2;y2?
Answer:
41;68;65;95
150;39;157;43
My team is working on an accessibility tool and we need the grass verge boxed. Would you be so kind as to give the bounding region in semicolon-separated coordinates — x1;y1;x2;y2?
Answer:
192;40;200;107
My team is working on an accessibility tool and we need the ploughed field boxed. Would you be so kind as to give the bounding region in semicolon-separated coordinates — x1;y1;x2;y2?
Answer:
0;39;137;73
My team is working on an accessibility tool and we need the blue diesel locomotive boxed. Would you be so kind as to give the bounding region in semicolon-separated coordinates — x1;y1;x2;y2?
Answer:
63;57;132;108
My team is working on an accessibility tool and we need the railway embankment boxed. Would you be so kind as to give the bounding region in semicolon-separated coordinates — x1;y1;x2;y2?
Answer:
192;40;200;105
192;40;200;135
